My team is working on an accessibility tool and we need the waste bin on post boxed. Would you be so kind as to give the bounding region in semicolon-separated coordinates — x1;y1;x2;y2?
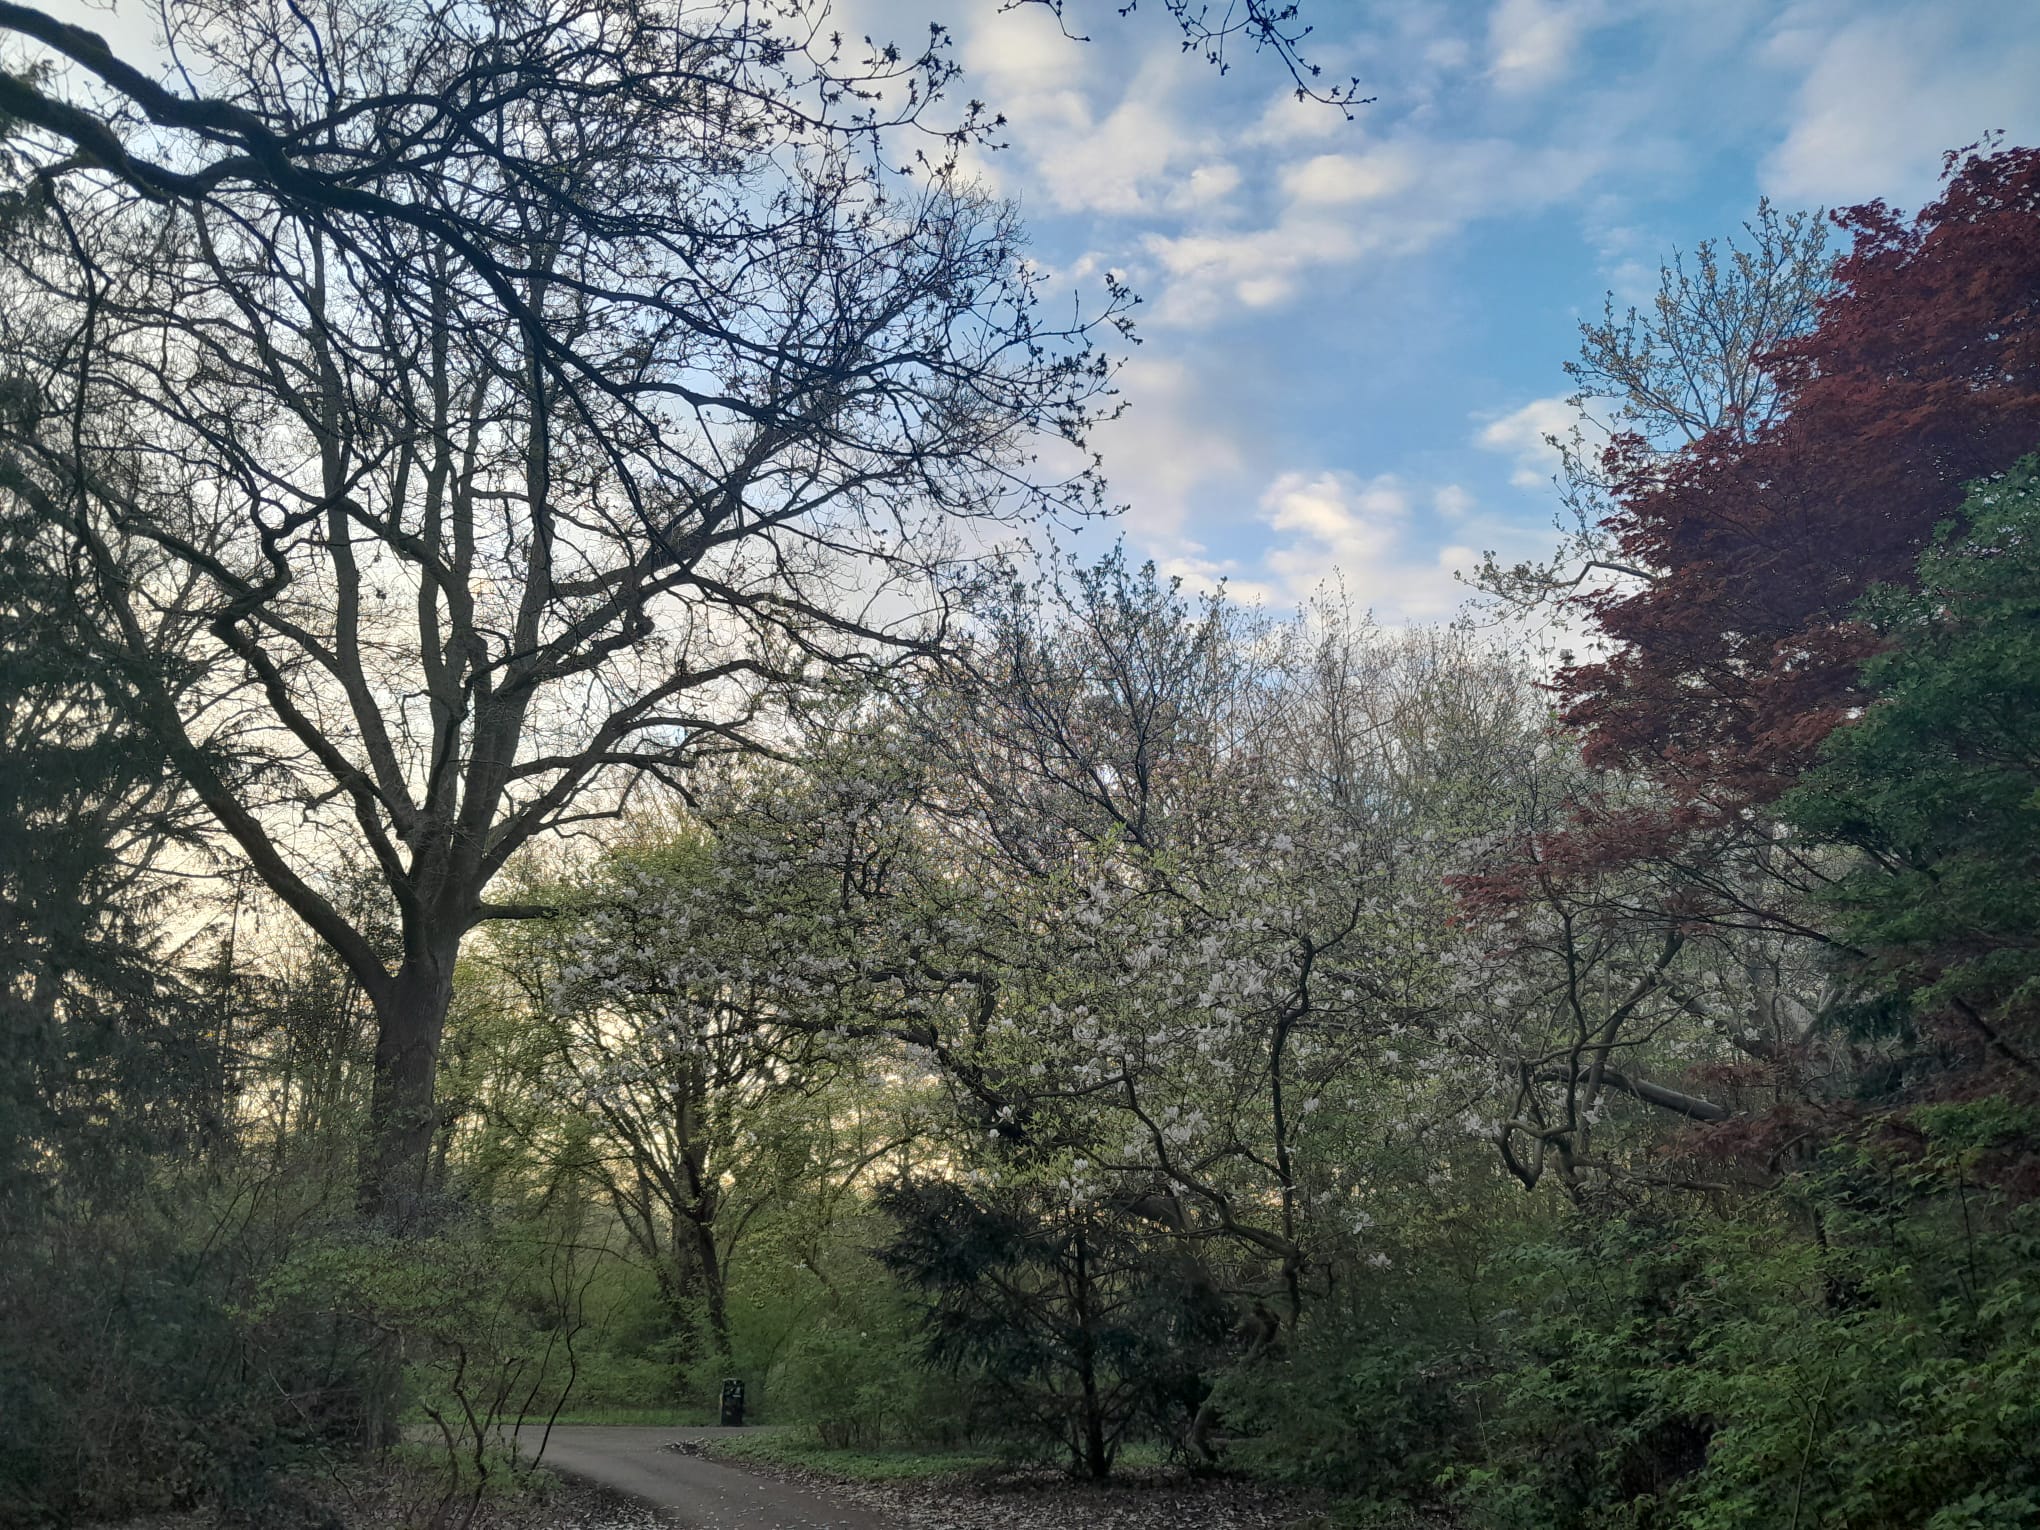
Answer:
719;1378;745;1427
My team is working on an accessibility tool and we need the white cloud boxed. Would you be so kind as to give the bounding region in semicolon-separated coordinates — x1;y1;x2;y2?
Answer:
1280;149;1420;206
38;0;165;59
1172;162;1243;210
1762;3;2040;210
1040;94;1197;214
1143;215;1363;322
962;2;1097;103
1434;484;1477;520
1265;472;1407;553
1255;471;1471;622
1487;0;1595;95
1091;358;1249;545
1146;137;1603;326
1424;36;1476;73
960;5;1220;217
1148;548;1279;608
1243;87;1358;150
1477;396;1574;488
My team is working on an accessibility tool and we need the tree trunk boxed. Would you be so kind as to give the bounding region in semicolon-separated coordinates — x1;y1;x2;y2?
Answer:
359;946;457;1227
688;1216;734;1371
1071;1231;1111;1480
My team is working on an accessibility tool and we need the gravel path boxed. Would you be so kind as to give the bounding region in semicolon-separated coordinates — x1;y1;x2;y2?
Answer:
513;1427;892;1530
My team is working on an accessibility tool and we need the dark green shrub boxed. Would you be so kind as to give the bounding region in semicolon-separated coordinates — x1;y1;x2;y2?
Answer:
0;1197;377;1527
1211;1293;1478;1502
878;1178;1234;1477
1459;1142;2040;1528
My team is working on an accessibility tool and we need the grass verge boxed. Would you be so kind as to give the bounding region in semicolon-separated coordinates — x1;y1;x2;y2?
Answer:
520;1406;716;1427
703;1427;1006;1482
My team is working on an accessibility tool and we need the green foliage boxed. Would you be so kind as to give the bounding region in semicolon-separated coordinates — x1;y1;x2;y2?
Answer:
0;480;206;1207
0;1152;620;1528
0;1183;377;1527
1457;1142;2040;1529
1214;1299;1472;1501
1459;1213;1757;1528
779;1322;931;1448
1204;1160;1526;1504
1783;458;2040;1073
879;1177;1235;1477
771;1295;998;1450
260;1221;570;1445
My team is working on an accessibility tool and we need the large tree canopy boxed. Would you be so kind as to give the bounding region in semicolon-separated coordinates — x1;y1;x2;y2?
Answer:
0;0;1126;1222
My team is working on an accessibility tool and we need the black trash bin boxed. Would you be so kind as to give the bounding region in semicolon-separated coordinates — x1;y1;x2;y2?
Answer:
719;1377;745;1427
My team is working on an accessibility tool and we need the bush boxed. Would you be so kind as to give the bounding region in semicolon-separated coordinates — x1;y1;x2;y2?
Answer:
0;1191;377;1527
878;1178;1234;1477
1458;1142;2040;1528
776;1316;994;1450
1212;1293;1476;1502
0;1167;609;1527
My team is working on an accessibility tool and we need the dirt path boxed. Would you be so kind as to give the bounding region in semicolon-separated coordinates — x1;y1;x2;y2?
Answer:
512;1426;892;1530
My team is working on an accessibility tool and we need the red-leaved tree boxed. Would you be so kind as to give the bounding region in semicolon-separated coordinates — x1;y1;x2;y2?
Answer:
1456;146;2040;1186
1560;143;2040;815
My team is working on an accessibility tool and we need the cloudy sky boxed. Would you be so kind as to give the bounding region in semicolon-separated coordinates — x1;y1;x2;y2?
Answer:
37;0;2040;622
843;0;2040;621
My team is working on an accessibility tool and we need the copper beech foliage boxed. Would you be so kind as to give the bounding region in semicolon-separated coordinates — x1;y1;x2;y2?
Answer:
1561;142;2040;823
1454;146;2040;1191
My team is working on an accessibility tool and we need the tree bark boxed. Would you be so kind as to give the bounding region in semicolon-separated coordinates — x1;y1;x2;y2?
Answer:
1531;1066;1729;1123
689;1217;734;1372
359;944;457;1227
1070;1230;1110;1480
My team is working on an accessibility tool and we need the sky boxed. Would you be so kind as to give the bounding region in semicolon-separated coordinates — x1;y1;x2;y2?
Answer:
34;0;2040;624
841;0;2040;622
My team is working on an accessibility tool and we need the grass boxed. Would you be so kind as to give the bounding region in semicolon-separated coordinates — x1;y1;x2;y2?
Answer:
518;1405;717;1427
703;1427;1007;1482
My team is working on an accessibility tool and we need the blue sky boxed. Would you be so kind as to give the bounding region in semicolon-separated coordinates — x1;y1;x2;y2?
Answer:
38;0;2040;622
837;0;2040;620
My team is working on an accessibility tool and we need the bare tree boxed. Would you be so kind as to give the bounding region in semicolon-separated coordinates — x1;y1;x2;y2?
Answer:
1472;200;1834;613
1012;0;1367;109
0;0;1125;1222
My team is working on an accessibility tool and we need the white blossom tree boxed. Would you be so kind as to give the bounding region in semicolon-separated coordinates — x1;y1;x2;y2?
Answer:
562;560;1551;1352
